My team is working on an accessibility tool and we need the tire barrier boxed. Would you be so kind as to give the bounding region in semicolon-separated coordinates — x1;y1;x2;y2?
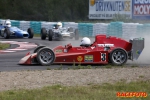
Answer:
0;19;149;40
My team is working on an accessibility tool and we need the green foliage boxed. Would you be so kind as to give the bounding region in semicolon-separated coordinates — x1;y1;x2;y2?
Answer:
0;0;89;21
0;81;149;100
131;64;139;68
0;43;10;50
46;68;51;70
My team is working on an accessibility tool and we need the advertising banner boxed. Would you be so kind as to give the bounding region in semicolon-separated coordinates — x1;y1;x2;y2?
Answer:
132;0;150;19
89;0;132;19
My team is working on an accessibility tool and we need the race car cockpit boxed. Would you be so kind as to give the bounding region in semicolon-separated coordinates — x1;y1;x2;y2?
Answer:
80;37;91;47
53;22;63;29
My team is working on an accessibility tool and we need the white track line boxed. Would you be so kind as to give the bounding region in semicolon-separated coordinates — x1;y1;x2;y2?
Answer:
7;49;27;51
0;41;38;53
0;50;16;53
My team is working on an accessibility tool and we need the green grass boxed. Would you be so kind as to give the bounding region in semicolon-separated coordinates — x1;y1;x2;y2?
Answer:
0;43;10;50
0;81;149;100
34;34;40;37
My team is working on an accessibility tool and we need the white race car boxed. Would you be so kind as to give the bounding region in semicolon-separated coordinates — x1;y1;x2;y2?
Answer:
40;24;79;41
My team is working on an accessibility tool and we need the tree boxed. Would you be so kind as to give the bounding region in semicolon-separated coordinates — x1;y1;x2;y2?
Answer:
0;0;89;21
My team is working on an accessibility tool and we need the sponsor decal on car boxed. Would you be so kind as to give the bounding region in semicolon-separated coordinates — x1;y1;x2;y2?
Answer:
84;55;93;62
91;46;95;49
55;49;63;53
136;50;141;55
77;56;83;62
98;44;114;47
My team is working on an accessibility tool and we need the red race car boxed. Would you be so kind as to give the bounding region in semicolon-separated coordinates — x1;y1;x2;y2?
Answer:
19;34;144;66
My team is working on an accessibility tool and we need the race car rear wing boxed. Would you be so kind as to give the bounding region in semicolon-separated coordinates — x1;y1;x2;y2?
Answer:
129;38;144;60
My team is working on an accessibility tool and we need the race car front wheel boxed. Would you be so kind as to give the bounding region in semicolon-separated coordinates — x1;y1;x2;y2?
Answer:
33;46;46;53
28;28;34;38
36;47;55;66
68;27;73;39
41;28;47;40
109;48;128;66
48;29;53;41
4;28;10;39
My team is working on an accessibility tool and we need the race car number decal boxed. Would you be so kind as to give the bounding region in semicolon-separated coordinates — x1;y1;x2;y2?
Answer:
101;53;106;61
77;56;83;62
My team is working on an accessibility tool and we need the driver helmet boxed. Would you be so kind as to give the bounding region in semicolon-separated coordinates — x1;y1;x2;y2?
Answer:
80;37;91;46
57;22;62;28
5;20;11;27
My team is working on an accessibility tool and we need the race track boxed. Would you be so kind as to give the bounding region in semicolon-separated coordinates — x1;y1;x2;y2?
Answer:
0;37;149;72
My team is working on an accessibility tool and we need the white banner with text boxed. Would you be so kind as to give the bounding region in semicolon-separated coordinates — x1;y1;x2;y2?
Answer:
89;0;132;19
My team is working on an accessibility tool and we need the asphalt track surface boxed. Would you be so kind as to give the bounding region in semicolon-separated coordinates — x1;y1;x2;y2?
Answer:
0;37;149;72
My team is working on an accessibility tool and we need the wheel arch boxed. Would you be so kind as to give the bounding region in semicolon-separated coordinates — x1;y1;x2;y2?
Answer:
108;47;128;66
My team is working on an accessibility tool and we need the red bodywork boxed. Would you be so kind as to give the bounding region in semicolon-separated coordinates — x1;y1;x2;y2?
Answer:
19;35;132;65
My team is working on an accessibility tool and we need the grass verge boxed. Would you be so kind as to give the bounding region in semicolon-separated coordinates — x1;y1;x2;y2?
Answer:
0;81;149;100
34;34;40;37
0;43;10;50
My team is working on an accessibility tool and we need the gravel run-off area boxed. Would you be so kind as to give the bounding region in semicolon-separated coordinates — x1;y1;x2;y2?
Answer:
0;67;150;91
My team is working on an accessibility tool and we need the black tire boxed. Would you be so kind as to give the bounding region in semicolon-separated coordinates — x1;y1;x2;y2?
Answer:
109;48;128;66
48;29;53;41
4;28;10;39
74;29;79;40
28;28;34;38
68;27;74;39
33;46;46;53
41;28;47;40
36;47;55;66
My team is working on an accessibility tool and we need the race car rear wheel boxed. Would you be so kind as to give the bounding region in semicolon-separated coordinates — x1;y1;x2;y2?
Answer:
4;28;10;39
33;46;46;53
48;29;53;41
109;48;128;66
41;28;47;40
75;29;79;40
36;47;55;66
68;27;74;39
28;28;34;38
